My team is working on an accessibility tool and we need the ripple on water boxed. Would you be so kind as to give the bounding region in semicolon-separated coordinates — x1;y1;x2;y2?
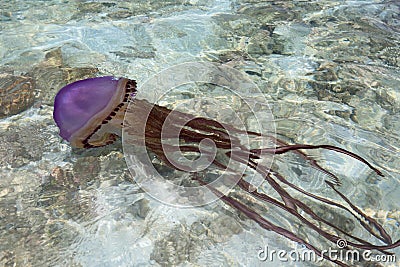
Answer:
1;0;400;266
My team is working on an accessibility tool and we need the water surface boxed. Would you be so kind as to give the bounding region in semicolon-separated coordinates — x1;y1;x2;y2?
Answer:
0;1;399;266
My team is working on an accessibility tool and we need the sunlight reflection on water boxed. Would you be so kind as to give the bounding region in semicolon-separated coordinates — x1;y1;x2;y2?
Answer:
0;1;399;266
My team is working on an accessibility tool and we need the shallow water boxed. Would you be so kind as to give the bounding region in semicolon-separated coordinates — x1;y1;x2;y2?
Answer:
0;0;399;266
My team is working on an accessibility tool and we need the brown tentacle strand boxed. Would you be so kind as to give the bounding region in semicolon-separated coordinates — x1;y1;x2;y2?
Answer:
249;143;392;244
252;144;384;177
325;180;392;245
209;157;377;249
257;137;343;185
122;97;400;266
193;174;351;267
272;170;392;246
233;152;395;251
235;177;392;254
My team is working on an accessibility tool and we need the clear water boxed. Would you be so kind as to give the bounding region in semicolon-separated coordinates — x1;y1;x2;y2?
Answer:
0;1;399;266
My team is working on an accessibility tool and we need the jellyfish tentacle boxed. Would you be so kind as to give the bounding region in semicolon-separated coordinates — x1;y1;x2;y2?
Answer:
253;144;384;177
251;138;343;185
212;157;395;254
221;146;393;251
239;174;394;253
145;100;395;250
248;159;393;248
228;151;298;210
270;169;392;245
193;174;350;267
247;140;392;244
214;158;371;247
235;177;394;254
242;158;399;252
325;180;392;245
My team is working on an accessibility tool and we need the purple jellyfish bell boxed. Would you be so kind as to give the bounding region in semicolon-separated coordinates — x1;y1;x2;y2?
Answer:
53;76;137;148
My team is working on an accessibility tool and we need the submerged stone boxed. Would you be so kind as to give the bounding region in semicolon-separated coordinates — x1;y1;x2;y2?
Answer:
0;73;35;118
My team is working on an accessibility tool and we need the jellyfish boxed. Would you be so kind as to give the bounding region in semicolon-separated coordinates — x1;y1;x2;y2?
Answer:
53;75;399;266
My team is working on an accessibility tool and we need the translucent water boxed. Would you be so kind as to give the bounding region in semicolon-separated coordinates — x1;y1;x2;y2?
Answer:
0;1;399;266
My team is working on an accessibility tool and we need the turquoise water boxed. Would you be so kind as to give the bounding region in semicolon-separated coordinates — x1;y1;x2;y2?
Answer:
0;1;399;266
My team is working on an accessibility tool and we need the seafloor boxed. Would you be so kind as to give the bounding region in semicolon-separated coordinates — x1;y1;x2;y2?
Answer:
0;1;399;266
